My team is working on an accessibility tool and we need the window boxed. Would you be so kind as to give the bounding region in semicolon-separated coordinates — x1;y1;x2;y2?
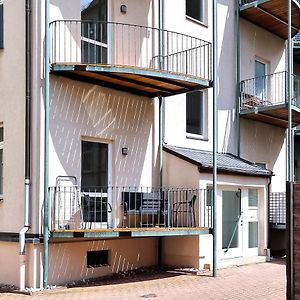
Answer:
87;250;109;268
0;0;3;49
186;0;204;23
0;127;3;198
248;189;258;207
186;91;205;137
81;0;108;64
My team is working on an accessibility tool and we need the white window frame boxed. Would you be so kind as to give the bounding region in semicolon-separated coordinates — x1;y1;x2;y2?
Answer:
186;0;207;26
186;90;208;141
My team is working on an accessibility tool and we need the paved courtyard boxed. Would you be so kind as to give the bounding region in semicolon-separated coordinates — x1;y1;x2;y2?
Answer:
0;261;285;300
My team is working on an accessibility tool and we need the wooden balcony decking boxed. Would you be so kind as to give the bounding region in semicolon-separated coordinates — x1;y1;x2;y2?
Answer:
240;0;300;39
51;63;211;98
240;102;300;128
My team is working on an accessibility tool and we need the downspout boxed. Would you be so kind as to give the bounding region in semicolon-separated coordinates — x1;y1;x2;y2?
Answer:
43;0;50;289
286;1;293;298
158;0;165;188
212;0;218;277
19;0;32;290
157;0;165;268
236;0;241;156
267;177;272;250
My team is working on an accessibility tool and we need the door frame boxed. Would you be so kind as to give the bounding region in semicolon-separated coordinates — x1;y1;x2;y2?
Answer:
81;137;113;228
218;187;260;260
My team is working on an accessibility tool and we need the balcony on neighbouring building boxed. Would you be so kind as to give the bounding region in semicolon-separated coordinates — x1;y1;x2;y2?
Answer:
240;71;300;127
50;20;212;98
294;32;300;61
48;186;212;239
239;0;300;39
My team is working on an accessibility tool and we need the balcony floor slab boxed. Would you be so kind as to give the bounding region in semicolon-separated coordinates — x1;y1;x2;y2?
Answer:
49;227;209;239
51;63;211;98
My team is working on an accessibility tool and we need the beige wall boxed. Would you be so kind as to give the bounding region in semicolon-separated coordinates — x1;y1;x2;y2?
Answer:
162;236;200;268
49;75;157;188
0;242;19;285
48;238;157;285
0;1;26;232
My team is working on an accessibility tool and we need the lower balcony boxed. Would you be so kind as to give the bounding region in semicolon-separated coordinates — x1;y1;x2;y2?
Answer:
50;20;212;98
49;186;212;239
240;71;300;127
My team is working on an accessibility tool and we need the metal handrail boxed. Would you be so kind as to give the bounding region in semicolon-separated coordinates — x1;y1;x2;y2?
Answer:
240;71;300;110
224;212;243;254
49;186;213;231
50;20;212;81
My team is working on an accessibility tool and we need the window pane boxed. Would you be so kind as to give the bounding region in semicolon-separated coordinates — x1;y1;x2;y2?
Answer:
81;0;107;21
222;191;241;249
186;0;203;22
186;91;203;135
81;141;108;189
248;189;258;207
248;222;258;248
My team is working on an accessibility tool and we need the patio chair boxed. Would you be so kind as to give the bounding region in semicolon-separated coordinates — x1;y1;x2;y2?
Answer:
173;194;197;227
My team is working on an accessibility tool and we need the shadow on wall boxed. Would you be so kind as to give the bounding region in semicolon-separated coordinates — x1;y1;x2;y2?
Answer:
240;118;285;170
48;238;157;285
49;75;155;187
216;0;285;154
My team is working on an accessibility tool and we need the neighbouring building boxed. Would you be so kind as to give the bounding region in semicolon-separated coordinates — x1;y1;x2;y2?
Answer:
0;0;299;290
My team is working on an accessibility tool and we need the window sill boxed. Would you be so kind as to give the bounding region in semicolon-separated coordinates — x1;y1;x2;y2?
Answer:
185;15;208;28
186;133;208;141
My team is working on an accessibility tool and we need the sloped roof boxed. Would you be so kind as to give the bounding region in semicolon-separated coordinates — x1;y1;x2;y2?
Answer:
163;145;273;177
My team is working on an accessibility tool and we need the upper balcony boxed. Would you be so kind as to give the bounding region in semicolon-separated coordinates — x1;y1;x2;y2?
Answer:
239;0;300;39
240;71;300;127
50;20;212;98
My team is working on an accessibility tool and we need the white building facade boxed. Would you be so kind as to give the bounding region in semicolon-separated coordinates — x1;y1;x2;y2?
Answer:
0;0;298;289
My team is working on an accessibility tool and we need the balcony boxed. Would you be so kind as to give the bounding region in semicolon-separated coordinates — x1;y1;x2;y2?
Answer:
48;186;212;238
50;20;212;98
239;0;300;39
240;71;300;127
294;32;300;61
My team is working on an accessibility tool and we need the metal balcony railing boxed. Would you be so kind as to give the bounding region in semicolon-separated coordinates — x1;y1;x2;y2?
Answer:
49;186;213;231
269;192;286;224
50;20;212;81
240;71;300;111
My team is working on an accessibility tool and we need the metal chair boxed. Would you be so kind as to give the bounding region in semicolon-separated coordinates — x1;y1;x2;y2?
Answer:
173;194;197;227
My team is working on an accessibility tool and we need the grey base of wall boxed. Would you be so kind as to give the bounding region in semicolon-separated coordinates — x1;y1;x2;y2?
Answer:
0;232;42;243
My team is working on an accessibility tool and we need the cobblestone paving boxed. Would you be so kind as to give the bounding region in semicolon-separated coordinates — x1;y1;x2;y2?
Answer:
0;261;285;300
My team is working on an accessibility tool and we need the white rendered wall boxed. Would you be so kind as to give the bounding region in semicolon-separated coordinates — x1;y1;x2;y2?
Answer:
0;1;26;232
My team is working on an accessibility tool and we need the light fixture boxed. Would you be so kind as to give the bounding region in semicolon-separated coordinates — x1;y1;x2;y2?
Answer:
120;4;127;14
122;147;128;155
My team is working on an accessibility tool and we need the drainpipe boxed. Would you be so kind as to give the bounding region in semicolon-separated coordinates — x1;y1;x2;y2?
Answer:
212;0;218;277
267;177;272;250
19;0;32;291
287;1;293;298
43;0;50;289
157;0;165;268
158;0;165;188
236;0;241;156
